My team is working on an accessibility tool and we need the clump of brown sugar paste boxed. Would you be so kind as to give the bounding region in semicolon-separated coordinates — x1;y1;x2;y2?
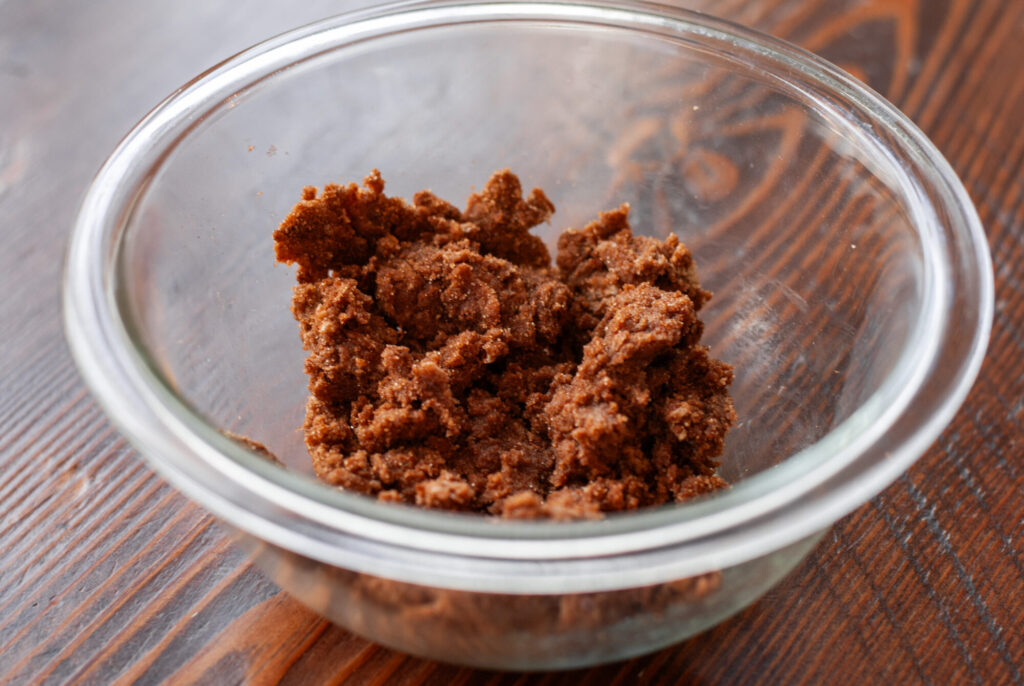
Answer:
274;170;735;519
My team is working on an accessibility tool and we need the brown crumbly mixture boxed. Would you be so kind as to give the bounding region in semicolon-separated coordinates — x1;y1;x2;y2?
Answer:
274;170;735;519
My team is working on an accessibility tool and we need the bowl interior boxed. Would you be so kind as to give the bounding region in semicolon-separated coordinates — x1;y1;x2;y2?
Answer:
117;17;925;491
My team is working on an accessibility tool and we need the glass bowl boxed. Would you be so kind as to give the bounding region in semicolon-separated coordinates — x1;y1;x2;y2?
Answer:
64;0;993;671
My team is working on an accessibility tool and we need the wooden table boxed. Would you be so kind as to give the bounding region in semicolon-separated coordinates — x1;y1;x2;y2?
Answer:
2;0;1021;683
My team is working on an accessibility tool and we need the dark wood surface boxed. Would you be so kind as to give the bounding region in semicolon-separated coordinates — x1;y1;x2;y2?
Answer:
1;0;1022;683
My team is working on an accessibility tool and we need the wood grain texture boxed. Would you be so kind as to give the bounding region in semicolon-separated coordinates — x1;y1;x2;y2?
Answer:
1;0;1021;684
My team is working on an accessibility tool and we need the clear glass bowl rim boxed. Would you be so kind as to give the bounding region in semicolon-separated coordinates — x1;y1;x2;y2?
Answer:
63;0;993;593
